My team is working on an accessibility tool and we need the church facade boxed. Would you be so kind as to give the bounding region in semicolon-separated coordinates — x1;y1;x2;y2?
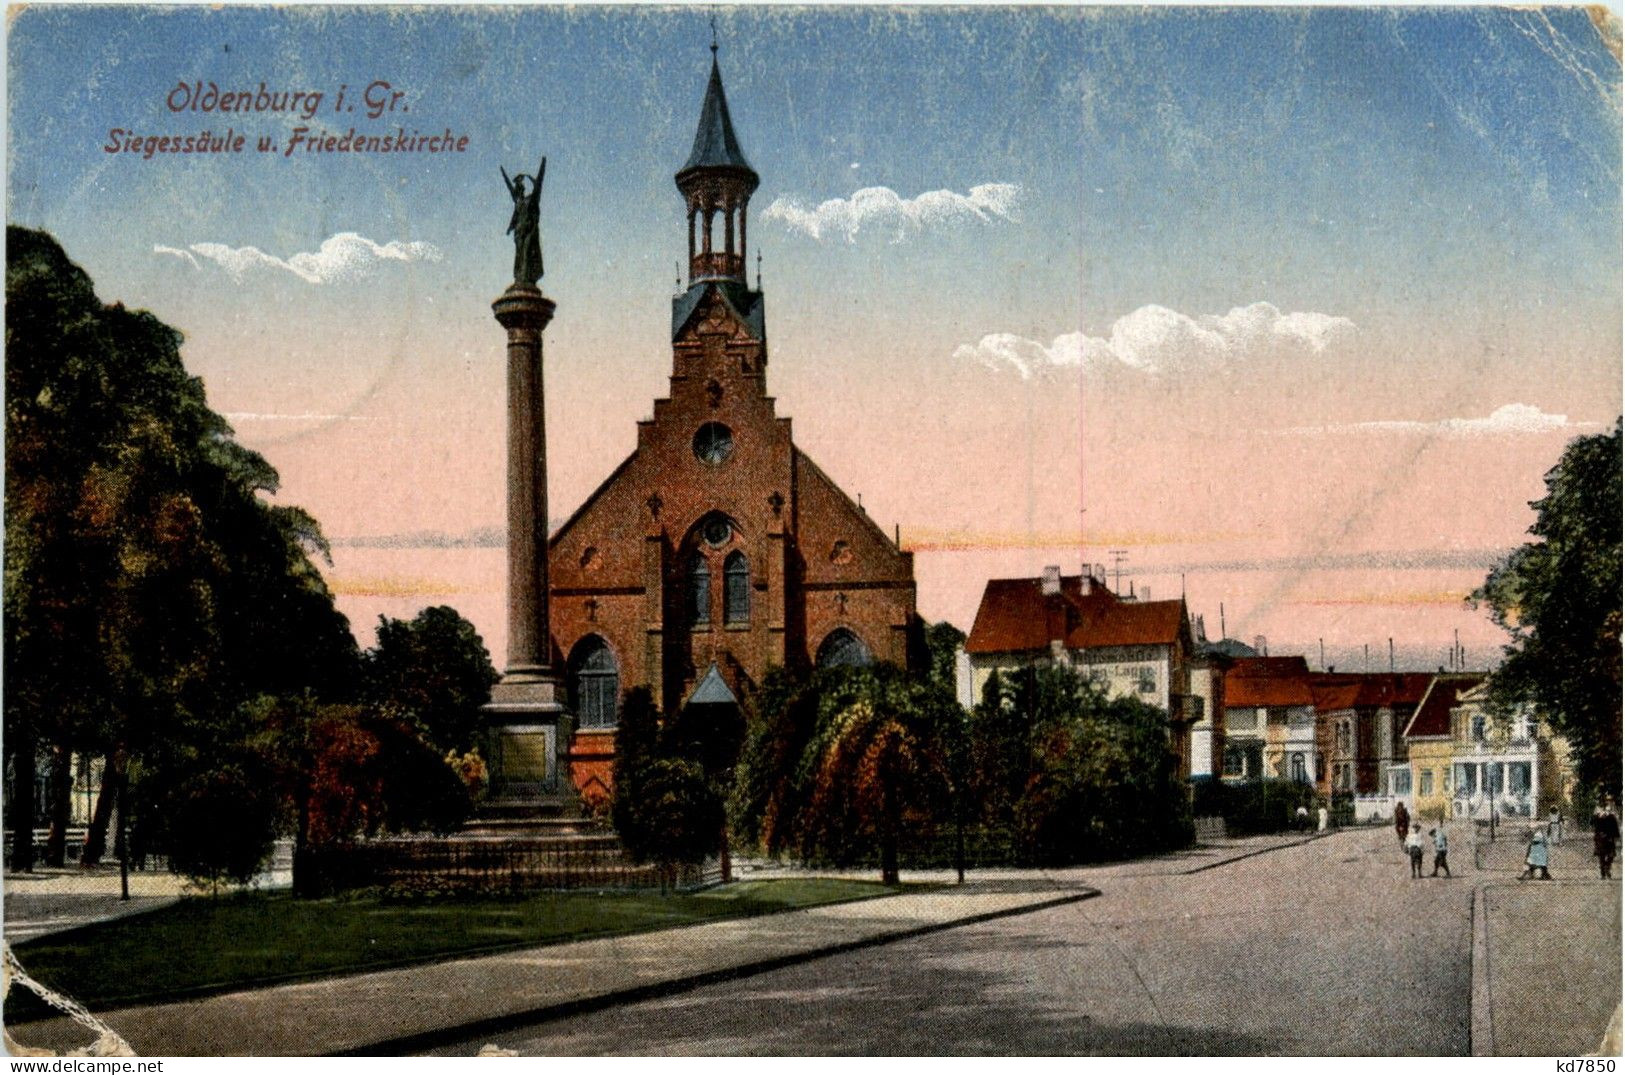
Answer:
545;54;921;806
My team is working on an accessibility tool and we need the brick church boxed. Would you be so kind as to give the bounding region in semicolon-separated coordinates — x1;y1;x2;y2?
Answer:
545;51;922;806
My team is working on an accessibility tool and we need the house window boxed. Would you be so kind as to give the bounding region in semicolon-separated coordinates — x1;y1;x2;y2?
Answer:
1137;668;1157;694
569;637;619;729
1420;769;1434;796
1291;753;1307;784
1391;769;1412;796
724;551;749;625
1509;762;1530;795
688;553;710;625
1471;714;1486;742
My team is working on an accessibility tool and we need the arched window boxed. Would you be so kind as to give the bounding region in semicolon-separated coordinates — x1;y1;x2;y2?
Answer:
688;553;710;625
569;637;619;730
724;551;749;625
816;628;871;668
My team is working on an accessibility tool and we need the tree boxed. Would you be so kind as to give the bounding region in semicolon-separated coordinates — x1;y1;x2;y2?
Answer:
161;746;283;892
362;606;499;755
969;669;1032;829
1476;421;1623;806
978;664;1192;864
243;696;471;896
922;620;967;694
732;664;958;884
619;757;723;891
609;688;727;888
5;227;360;872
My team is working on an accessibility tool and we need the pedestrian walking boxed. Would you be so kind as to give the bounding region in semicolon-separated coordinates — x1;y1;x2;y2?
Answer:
1594;799;1619;880
1406;825;1425;878
1549;806;1563;845
1430;826;1450;877
1395;801;1410;845
1296;805;1309;832
1318;806;1329;833
1521;826;1551;880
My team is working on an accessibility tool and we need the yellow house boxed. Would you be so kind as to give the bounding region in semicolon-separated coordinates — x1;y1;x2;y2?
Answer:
1403;673;1485;821
1448;680;1573;820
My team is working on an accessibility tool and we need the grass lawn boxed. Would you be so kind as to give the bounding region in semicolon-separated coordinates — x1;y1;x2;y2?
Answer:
8;877;901;1020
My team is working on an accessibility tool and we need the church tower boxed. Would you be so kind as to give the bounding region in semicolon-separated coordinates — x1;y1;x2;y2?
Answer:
676;43;758;288
545;46;920;810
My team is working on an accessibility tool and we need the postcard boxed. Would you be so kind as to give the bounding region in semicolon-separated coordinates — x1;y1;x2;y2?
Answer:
4;4;1621;1060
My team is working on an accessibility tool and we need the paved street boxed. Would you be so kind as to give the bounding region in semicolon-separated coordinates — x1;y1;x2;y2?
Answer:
436;826;1527;1056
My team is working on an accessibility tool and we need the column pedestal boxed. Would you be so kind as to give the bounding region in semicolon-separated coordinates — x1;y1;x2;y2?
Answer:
483;284;570;805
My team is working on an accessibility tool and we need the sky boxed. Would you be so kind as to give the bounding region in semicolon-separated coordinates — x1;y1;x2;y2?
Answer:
7;6;1621;674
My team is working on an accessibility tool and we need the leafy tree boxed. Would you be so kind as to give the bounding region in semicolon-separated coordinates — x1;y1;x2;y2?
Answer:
244;696;470;896
1476;421;1623;805
609;688;731;888
922;620;967;694
620;757;724;891
362;606;499;755
161;747;283;892
981;664;1191;864
969;669;1033;829
610;686;661;833
733;664;958;883
4;227;360;870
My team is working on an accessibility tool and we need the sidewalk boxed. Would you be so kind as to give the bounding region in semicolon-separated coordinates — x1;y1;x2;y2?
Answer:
3;868;191;943
7;879;1094;1056
1471;831;1621;1056
5;841;292;943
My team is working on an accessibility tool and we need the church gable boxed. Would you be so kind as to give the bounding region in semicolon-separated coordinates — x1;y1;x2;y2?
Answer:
793;448;914;586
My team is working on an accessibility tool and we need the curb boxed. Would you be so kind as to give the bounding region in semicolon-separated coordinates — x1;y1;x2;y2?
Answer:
334;888;1097;1057
1182;830;1340;875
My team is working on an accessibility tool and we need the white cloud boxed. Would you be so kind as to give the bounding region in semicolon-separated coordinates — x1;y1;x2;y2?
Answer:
957;302;1354;379
154;232;442;284
153;244;200;270
762;183;1020;243
1281;403;1596;438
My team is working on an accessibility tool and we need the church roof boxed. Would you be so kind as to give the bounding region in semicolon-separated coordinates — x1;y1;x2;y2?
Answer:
687;662;738;705
678;57;755;179
672;279;765;341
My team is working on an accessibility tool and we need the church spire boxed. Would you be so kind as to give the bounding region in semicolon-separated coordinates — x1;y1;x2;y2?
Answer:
676;45;758;286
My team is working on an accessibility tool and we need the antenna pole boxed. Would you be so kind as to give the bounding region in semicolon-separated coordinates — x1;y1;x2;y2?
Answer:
1109;549;1128;595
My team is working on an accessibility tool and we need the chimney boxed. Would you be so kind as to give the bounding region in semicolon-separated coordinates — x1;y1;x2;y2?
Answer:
1141;586;1151;602
1041;565;1061;596
1253;634;1268;656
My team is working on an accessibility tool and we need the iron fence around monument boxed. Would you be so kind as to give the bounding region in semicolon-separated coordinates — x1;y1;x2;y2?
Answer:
314;835;712;896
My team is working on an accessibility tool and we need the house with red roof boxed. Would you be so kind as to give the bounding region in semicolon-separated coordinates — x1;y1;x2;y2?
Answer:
962;565;1206;774
1223;656;1316;784
1311;671;1434;816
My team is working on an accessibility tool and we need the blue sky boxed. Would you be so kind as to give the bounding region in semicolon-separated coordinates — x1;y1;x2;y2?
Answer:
7;6;1621;662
